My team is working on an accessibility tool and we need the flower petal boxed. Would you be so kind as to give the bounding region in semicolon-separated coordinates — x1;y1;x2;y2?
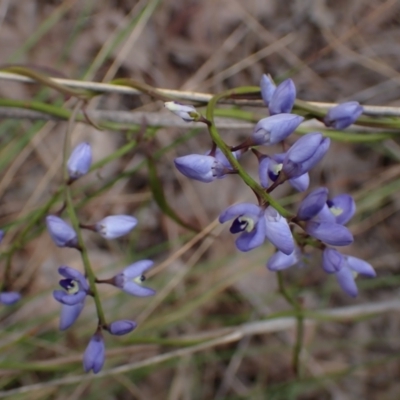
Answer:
267;250;298;271
289;173;309;192
346;256;376;277
123;260;154;279
264;207;294;255
322;248;344;273
59;301;85;330
306;221;353;246
235;219;266;252
123;281;156;297
219;203;262;223
335;267;358;297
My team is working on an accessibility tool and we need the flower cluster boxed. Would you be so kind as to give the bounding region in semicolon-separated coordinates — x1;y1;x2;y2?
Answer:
46;142;156;374
166;75;373;297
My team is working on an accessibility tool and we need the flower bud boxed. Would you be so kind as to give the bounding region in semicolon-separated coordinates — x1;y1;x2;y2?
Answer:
269;78;296;115
108;320;137;336
260;74;276;106
251;114;304;146
83;332;105;374
46;215;78;248
164;101;201;122
95;215;138;239
283;133;330;178
67;142;92;181
324;101;363;130
0;291;21;305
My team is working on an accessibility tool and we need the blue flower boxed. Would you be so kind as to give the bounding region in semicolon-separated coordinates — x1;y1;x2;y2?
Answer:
324;101;363;130
174;149;239;183
259;153;309;192
53;266;88;330
282;133;330;178
46;215;78;248
322;249;376;297
219;203;294;254
219;203;266;252
108;320;137;336
83;331;105;374
53;266;89;305
67;142;92;181
113;260;156;297
95;215;138;239
327;194;355;225
164;101;201;122
0;291;21;305
251;114;304;146
268;78;296;115
260;74;276;106
297;188;354;246
0;229;4;243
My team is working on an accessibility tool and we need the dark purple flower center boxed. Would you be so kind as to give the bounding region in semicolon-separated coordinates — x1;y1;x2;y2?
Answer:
59;278;80;294
230;216;255;234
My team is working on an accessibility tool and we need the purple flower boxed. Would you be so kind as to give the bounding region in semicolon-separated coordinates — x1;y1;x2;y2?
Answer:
53;266;89;305
219;203;266;252
0;229;4;243
324;101;363;130
67;142;92;181
264;207;294;255
53;266;88;330
164;101;201;122
258;154;309;192
113;260;156;297
267;249;300;271
108;320;137;336
46;215;78;248
251;114;304;146
322;250;376;297
282;133;330;178
268;79;296;115
174;149;238;183
95;215;138;239
83;331;105;374
305;221;353;246
297;187;329;221
260;74;276;106
219;203;294;254
327;194;355;225
0;291;21;305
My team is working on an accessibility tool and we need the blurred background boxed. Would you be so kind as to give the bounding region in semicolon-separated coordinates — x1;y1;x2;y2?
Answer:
1;0;400;399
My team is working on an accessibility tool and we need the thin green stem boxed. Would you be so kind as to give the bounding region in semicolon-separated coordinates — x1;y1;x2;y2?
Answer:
63;100;106;327
277;271;304;377
206;87;293;218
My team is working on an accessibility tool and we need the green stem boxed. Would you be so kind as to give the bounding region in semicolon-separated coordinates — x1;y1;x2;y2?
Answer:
277;271;304;377
206;87;293;218
63;101;106;327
